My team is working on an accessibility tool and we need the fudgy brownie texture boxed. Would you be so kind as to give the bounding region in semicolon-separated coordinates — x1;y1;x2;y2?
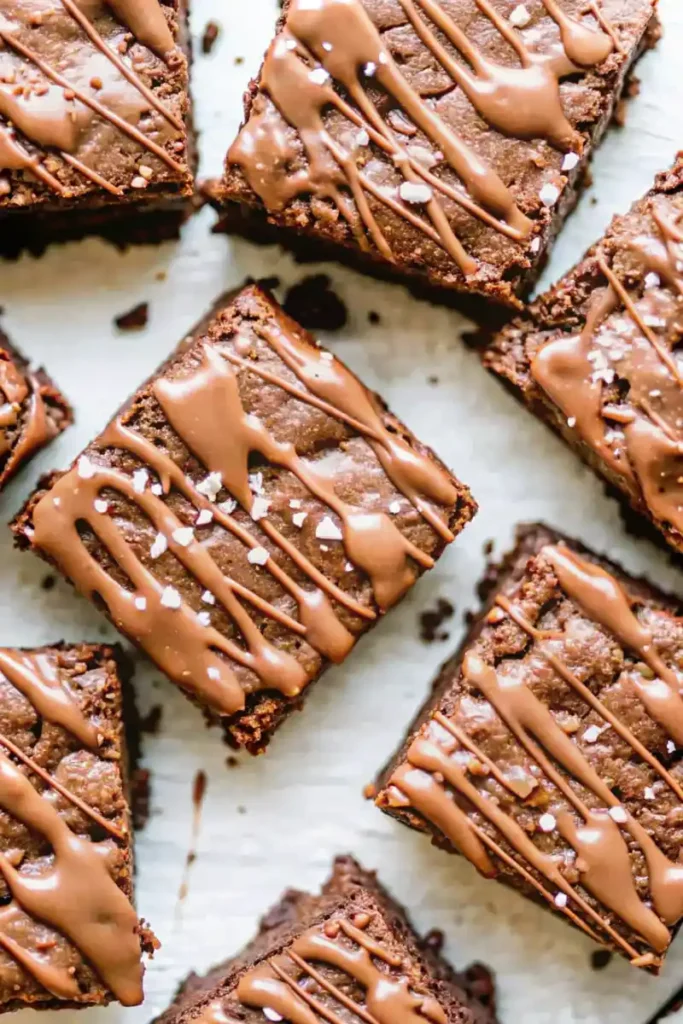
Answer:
12;285;475;753
484;157;683;555
0;331;72;491
211;0;658;313
0;0;194;258
152;855;499;1024
375;523;683;972
0;642;155;1011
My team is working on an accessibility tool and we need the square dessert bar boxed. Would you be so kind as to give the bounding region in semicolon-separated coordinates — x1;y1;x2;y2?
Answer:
212;0;657;311
0;331;71;491
0;642;153;1011
152;855;498;1024
484;158;683;554
13;285;475;752
0;0;194;257
375;524;683;972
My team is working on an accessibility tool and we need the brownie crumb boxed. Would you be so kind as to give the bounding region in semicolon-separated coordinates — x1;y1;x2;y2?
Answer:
234;55;244;65
483;539;494;557
226;755;239;768
115;302;149;331
131;766;151;830
237;805;247;815
423;928;444;956
249;275;281;294
591;949;613;971
284;274;348;331
367;310;380;325
41;573;56;591
140;704;163;735
419;597;454;643
427;375;439;386
363;782;377;800
463;963;497;1013
201;20;220;54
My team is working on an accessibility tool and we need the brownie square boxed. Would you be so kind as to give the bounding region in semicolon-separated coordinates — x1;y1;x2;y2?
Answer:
375;524;683;972
12;284;475;753
210;0;657;312
152;855;498;1024
0;0;194;258
0;642;154;1011
0;332;72;491
484;157;683;555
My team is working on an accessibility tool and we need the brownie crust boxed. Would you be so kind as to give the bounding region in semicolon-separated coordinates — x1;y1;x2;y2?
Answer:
12;285;475;753
152;855;498;1024
0;0;195;256
376;523;683;971
0;642;154;1012
213;0;658;311
0;333;72;491
484;157;683;555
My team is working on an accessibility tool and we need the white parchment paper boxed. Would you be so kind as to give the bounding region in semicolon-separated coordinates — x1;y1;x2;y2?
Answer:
2;1;683;1021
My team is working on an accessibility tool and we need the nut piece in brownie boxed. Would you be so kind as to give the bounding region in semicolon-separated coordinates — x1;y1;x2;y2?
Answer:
0;642;154;1011
375;524;683;972
212;0;657;311
152;855;498;1024
0;332;72;491
484;158;683;554
12;285;475;753
0;0;194;257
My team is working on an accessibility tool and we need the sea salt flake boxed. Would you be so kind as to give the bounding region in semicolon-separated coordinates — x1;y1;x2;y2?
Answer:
78;455;96;479
132;468;148;493
263;1009;284;1022
399;181;433;204
197;610;211;627
160;586;181;609
94;499;109;514
644;272;661;289
538;813;556;833
643;314;665;328
667;739;676;753
134;596;147;611
309;67;329;85
582;723;606;743
345;562;354;571
289;499;302;509
316;515;343;541
202;590;216;605
248;471;264;494
207;667;220;680
355;129;370;147
321;41;333;51
251;496;271;521
609;805;628;824
364;61;376;75
248;546;269;566
530;237;541;253
151;483;163;496
407;145;437;170
539;182;561;207
320;544;329;551
567;416;576;428
554;893;568;908
172;526;194;547
219;497;237;515
389;501;401;514
561;152;579;172
196;509;214;526
319;351;334;363
150;533;167;559
292;511;308;528
509;3;531;27
196;471;222;502
644;787;656;801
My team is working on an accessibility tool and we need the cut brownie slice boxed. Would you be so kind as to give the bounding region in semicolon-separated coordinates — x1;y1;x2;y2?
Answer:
0;642;154;1011
375;524;683;972
210;0;657;312
484;157;683;554
12;285;475;753
0;331;72;491
649;990;683;1024
152;855;498;1024
0;0;194;258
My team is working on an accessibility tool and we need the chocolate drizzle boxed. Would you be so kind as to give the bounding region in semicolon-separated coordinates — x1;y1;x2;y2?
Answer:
0;353;56;485
234;914;447;1024
532;198;683;536
229;0;615;272
383;543;683;966
27;313;460;717
0;0;187;198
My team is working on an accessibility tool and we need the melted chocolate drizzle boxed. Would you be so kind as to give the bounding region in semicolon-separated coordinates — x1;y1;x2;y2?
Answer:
0;649;142;1004
0;0;186;198
229;0;615;273
383;543;683;967
532;199;683;536
219;914;447;1024
0;354;56;484
28;316;459;718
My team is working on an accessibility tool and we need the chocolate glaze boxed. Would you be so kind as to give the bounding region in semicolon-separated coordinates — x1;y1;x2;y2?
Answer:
378;531;683;969
0;347;63;488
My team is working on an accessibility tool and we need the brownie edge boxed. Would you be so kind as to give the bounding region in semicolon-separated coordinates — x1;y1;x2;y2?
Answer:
152;855;498;1024
376;523;683;972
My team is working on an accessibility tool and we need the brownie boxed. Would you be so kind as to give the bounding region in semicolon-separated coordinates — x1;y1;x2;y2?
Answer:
0;642;155;1011
484;157;683;555
375;523;683;972
209;0;657;313
151;855;498;1024
649;989;683;1024
0;332;72;491
12;284;475;753
0;0;194;258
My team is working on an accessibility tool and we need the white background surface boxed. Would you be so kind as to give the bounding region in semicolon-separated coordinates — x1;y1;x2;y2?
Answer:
2;0;683;1021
